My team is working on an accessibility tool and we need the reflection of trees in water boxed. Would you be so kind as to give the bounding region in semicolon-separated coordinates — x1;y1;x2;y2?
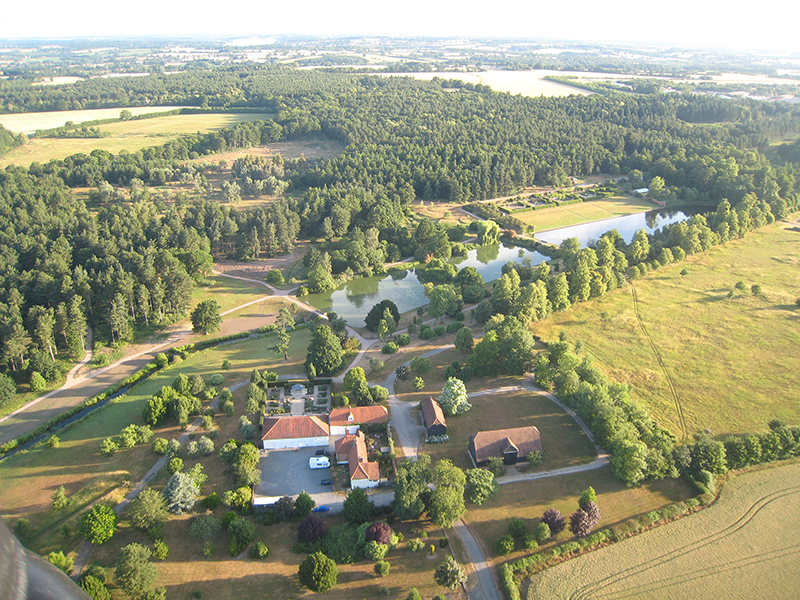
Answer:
646;209;686;230
476;244;500;264
389;269;409;281
345;276;381;309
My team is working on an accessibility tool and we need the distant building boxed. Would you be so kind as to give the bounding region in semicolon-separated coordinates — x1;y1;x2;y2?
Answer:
420;397;447;438
469;426;542;467
633;187;650;196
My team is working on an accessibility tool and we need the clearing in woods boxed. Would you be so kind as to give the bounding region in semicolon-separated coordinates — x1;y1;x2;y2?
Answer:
0;112;274;167
526;461;800;600
532;218;800;438
380;71;593;97
517;196;657;232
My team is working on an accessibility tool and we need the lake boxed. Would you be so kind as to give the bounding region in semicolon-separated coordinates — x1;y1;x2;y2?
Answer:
306;243;550;327
535;208;695;248
306;208;697;327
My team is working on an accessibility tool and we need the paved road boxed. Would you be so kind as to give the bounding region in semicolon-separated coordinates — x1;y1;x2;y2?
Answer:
453;518;502;600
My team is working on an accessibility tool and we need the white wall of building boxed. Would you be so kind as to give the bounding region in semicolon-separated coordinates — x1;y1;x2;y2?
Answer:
262;436;329;450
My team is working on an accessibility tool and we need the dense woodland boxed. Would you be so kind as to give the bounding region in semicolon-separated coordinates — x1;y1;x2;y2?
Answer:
1;68;799;397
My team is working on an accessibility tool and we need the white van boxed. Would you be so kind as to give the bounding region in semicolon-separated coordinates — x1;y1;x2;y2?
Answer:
309;456;330;469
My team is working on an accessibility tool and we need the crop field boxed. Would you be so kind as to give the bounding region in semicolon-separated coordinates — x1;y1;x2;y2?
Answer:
466;466;693;565
532;219;800;439
0;106;186;134
526;461;800;600
517;196;656;232
0;328;312;552
0;112;273;167
381;71;593;97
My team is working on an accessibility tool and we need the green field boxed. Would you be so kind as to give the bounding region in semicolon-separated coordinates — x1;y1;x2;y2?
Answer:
0;106;185;135
533;219;800;439
192;275;271;315
0;112;273;167
0;328;312;553
527;461;800;600
518;196;657;232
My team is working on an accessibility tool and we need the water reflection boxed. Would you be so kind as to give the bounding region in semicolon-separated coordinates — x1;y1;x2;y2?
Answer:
535;208;697;248
306;242;549;327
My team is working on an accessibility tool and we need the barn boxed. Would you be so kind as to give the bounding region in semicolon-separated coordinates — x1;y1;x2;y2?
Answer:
261;415;330;450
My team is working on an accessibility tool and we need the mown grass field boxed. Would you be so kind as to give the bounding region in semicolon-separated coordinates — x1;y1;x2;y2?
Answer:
0;106;185;134
526;461;800;600
518;196;656;232
466;466;693;566
192;275;271;315
0;112;273;167
0;328;312;553
419;389;597;472
533;219;800;439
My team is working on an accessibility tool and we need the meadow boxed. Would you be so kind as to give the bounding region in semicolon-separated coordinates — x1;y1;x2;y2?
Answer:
0;112;273;167
533;219;800;439
526;461;800;600
0;106;186;135
515;196;656;232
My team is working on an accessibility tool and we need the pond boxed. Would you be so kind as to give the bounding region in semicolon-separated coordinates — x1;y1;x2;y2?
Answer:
305;243;549;327
534;208;698;248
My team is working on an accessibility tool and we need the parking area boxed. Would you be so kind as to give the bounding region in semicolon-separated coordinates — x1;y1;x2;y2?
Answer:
254;448;333;499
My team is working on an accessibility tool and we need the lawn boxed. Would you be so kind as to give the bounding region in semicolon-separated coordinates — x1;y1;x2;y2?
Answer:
191;275;271;315
516;196;656;232
0;113;273;167
532;219;800;440
465;465;694;566
419;389;597;472
410;200;478;226
0;328;313;553
526;461;800;600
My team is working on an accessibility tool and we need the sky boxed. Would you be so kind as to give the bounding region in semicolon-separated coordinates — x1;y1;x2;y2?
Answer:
2;0;800;54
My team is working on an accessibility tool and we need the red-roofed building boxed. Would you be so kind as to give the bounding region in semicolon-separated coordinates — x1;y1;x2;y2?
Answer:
261;415;330;450
334;430;381;489
469;426;542;467
329;406;389;436
420;397;447;438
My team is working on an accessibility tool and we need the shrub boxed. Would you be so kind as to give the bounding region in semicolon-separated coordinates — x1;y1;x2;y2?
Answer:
297;514;327;544
167;457;184;474
186;441;200;459
495;534;515;555
534;521;551;542
397;334;411;346
266;269;284;285
375;560;390;577
298;551;338;593
412;377;425;390
209;374;224;386
527;450;543;467
46;434;60;448
382;342;399;354
198;436;215;456
79;575;110;600
369;358;385;371
508;518;526;539
222;360;231;371
419;327;437;340
434;325;446;336
80;505;118;545
99;438;118;457
486;456;506;477
152;540;169;560
202;541;214;557
30;371;46;393
408;538;425;552
542;508;565;533
446;321;464;333
365;521;393;545
249;541;269;559
395;365;411;381
370;385;389;403
410;356;432;374
521;533;538;550
227;518;256;556
151;438;168;455
45;550;74;574
201;493;221;511
364;539;389;561
378;586;391;596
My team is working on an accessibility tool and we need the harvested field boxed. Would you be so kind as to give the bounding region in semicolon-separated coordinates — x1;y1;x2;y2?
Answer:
0;112;273;167
381;71;593;97
0;106;187;135
527;461;800;600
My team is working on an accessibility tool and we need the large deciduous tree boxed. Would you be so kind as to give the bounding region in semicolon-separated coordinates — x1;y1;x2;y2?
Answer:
298;551;338;593
437;377;471;416
115;543;158;598
364;300;400;332
428;459;466;528
80;504;118;545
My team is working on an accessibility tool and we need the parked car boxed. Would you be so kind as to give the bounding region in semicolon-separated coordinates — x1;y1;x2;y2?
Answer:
313;505;330;512
309;456;330;469
320;478;334;486
315;449;330;457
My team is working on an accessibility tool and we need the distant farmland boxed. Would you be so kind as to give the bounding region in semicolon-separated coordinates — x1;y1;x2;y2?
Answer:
527;461;800;600
0;112;273;167
381;71;592;97
0;106;187;135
